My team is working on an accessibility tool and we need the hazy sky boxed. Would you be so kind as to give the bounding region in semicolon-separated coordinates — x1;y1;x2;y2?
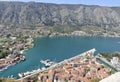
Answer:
0;0;120;7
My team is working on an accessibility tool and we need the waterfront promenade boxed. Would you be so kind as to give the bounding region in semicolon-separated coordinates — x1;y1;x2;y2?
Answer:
57;48;96;66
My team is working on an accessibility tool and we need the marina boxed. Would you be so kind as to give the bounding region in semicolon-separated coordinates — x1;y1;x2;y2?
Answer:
18;59;57;78
17;48;96;80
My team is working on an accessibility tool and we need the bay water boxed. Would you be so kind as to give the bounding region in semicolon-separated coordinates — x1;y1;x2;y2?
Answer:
0;36;120;78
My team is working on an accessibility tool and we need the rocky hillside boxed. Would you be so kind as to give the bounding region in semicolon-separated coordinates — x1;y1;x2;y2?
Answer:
0;2;120;29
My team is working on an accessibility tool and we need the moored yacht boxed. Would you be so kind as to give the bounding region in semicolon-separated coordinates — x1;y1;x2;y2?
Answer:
40;59;56;67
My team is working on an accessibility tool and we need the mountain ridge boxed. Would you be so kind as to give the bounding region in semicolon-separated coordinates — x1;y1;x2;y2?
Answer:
0;1;120;30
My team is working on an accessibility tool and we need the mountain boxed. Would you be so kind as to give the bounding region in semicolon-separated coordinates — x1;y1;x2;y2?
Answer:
0;2;120;29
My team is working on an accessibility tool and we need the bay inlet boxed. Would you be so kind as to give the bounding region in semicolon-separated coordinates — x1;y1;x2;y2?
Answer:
0;36;120;79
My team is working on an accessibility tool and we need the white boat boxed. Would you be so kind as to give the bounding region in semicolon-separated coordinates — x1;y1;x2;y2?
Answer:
18;71;32;78
41;67;46;70
40;59;56;67
18;68;42;78
40;59;50;64
18;73;24;77
45;61;55;66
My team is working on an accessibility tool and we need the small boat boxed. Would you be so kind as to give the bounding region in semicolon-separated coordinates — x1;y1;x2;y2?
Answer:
18;68;42;78
18;73;24;77
45;61;55;67
40;59;50;64
40;59;56;67
18;71;32;78
41;67;46;70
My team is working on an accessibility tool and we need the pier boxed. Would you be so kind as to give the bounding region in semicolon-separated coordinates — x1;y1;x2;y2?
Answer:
16;48;96;81
58;48;96;65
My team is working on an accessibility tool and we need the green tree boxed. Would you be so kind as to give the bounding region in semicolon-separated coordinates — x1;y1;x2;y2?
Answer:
0;50;10;59
0;78;4;82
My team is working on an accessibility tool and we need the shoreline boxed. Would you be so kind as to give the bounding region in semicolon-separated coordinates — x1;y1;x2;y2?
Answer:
0;56;26;72
0;32;120;73
47;31;120;38
0;38;34;72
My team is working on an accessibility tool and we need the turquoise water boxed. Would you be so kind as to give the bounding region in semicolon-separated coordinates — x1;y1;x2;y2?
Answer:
0;36;120;79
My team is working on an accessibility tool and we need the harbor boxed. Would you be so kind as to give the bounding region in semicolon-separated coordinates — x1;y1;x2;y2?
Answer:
18;59;56;78
16;47;120;82
17;48;96;81
17;48;115;82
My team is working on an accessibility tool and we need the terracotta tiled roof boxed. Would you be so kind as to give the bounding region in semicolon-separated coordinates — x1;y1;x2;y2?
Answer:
48;69;55;75
46;79;52;82
63;65;73;69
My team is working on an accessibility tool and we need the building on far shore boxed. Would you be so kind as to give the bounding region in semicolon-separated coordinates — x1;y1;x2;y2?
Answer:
100;72;120;82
